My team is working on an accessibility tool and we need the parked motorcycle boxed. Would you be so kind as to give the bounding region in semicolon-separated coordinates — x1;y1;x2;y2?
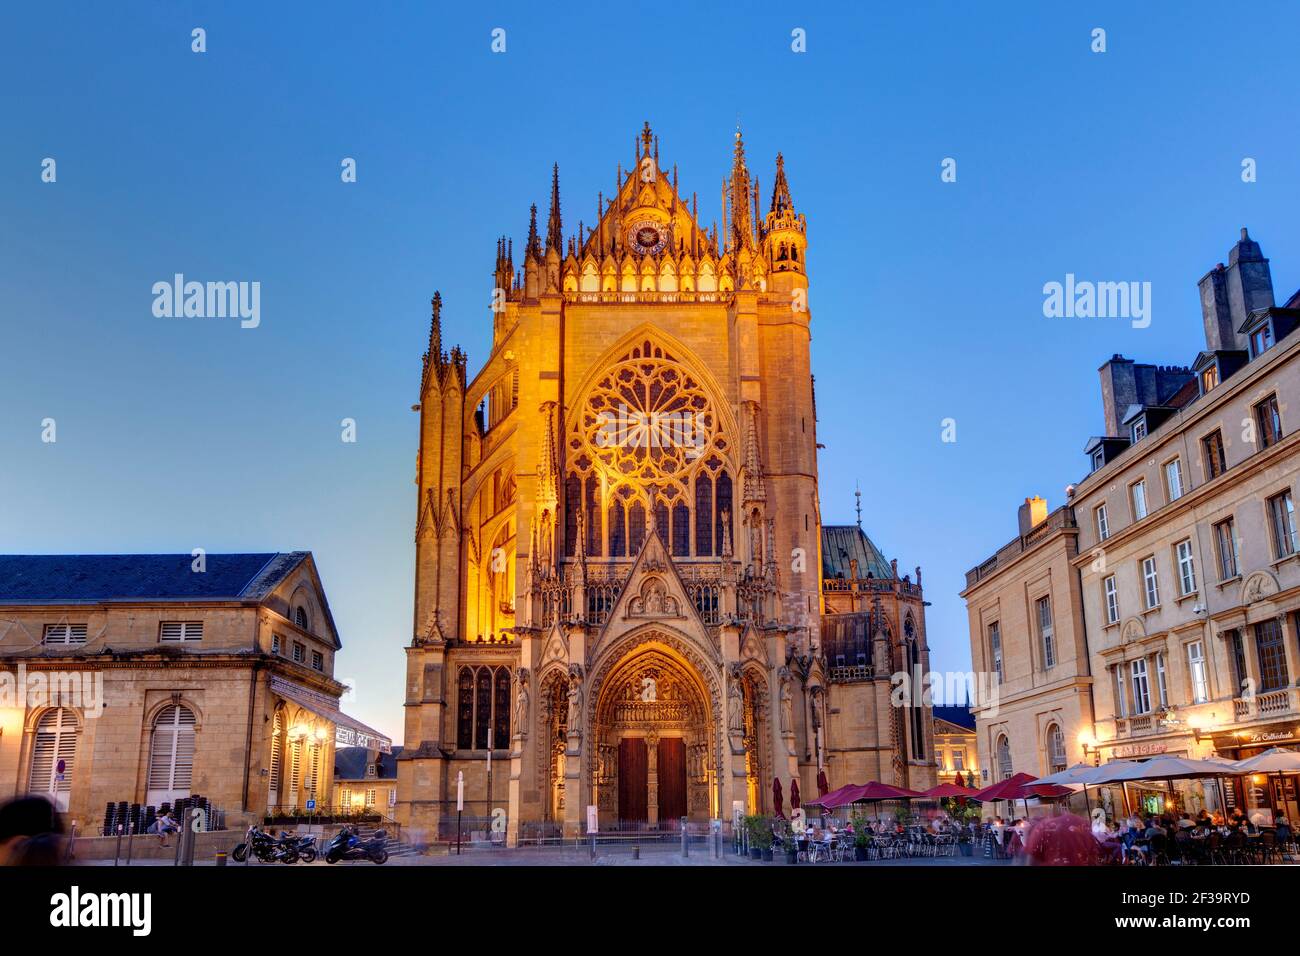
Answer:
293;833;318;864
232;827;302;864
323;825;389;864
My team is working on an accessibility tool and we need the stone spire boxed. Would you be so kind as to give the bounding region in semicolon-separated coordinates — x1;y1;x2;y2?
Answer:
770;152;794;214
526;203;542;260
546;164;563;254
729;128;754;251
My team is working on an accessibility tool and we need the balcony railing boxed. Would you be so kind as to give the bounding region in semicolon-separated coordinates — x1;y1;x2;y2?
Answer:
1234;688;1296;721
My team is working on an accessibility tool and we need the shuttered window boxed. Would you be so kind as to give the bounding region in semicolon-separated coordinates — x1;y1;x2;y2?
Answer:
43;624;88;645
146;704;196;805
289;739;302;795
159;621;203;642
28;708;78;811
268;712;282;809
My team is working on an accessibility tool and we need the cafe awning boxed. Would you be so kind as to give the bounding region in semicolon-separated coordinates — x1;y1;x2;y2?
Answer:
270;675;392;753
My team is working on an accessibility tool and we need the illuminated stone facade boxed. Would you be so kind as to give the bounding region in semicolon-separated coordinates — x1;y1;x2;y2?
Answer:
396;125;936;842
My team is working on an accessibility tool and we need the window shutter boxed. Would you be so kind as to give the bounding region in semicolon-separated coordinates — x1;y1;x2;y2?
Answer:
43;624;87;645
147;704;196;801
160;621;203;642
28;708;77;810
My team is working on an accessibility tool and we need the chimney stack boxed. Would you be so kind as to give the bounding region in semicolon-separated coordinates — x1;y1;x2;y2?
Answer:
1018;496;1048;536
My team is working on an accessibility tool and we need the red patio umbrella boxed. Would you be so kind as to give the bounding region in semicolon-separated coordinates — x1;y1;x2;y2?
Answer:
817;770;830;797
971;772;1038;802
852;781;924;801
790;777;801;810
773;778;785;818
805;783;856;808
924;782;977;799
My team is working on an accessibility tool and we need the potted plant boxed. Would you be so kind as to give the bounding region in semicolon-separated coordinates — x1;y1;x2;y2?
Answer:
850;813;871;861
774;821;798;864
743;815;766;860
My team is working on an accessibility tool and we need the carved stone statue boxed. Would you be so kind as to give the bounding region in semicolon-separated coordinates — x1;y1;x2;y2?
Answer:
778;666;794;734
720;507;732;556
566;667;584;732
513;668;530;737
727;668;745;735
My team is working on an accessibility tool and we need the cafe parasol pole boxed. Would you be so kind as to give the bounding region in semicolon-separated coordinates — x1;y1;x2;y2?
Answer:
456;771;464;855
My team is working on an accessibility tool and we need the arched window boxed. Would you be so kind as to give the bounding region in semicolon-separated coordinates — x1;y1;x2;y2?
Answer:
294;605;309;630
653;501;670;546
564;475;580;557
28;708;77;811
715;472;733;554
608;499;626;557
457;665;513;751
694;476;713;556
628;501;646;554
493;667;511;746
457;668;474;749
1047;723;1067;774
907;639;925;761
147;704;196;806
996;735;1013;781
268;711;282;810
475;667;493;749
672;503;690;557
584;475;602;557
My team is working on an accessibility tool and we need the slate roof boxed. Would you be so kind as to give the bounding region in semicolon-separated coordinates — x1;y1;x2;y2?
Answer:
821;525;894;580
932;705;976;731
334;745;404;780
0;553;310;604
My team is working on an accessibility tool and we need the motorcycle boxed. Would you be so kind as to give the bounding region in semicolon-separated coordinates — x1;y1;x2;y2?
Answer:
232;826;303;864
293;833;318;864
323;825;389;864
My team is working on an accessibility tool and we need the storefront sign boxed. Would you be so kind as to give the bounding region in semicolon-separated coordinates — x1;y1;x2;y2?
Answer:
1109;740;1169;758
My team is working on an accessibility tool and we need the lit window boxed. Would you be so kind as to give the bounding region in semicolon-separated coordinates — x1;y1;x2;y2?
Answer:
1255;394;1283;449
1156;653;1168;708
1047;724;1066;774
1200;365;1219;394
996;735;1012;780
1186;641;1208;704
1251;323;1274;358
1130;658;1151;714
1202;430;1227;480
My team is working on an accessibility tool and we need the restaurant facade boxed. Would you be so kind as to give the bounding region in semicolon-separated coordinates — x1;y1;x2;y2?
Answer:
964;228;1300;824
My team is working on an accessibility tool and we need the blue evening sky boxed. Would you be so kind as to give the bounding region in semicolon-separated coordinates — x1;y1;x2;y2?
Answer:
2;1;1297;741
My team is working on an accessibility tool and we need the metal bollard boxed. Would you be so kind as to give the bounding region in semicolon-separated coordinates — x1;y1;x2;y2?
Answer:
215;851;227;867
681;819;688;858
124;822;135;866
113;824;124;866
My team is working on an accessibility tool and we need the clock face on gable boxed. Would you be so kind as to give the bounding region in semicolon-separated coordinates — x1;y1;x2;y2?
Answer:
627;219;667;256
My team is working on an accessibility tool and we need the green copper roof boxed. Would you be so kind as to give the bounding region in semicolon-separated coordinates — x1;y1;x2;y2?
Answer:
821;525;894;580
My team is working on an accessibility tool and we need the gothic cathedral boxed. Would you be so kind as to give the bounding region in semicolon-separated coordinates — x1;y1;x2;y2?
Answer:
396;124;936;842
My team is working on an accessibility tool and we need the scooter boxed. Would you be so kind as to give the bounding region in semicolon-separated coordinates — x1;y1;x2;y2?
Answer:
323;825;389;864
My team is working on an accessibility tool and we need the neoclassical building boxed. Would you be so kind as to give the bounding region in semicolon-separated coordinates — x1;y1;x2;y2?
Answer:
0;552;388;831
396;125;936;843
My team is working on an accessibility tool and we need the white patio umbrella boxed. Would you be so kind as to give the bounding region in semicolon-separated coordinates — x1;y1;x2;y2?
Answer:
1231;748;1300;823
1031;763;1097;786
1101;756;1239;782
1232;747;1300;774
1093;756;1240;819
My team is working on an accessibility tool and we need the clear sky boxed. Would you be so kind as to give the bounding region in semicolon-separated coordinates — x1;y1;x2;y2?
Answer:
2;1;1298;742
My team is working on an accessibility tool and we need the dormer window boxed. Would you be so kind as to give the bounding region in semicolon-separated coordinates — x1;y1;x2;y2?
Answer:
1131;418;1147;443
1250;322;1274;358
1200;364;1219;394
1090;448;1105;473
